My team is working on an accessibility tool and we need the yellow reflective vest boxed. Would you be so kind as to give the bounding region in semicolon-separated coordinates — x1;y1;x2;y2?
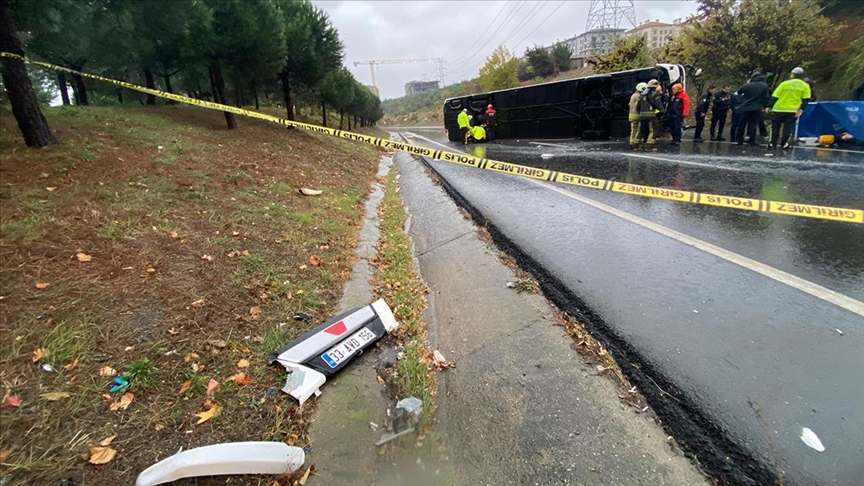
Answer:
457;111;470;129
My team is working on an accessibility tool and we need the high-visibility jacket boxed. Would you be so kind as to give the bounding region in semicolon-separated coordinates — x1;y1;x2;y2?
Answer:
470;125;486;141
457;111;470;129
770;78;811;113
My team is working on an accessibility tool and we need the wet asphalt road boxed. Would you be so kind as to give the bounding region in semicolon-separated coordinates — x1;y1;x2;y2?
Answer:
398;129;864;486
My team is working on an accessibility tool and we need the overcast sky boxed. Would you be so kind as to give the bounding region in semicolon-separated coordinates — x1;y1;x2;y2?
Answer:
312;0;699;100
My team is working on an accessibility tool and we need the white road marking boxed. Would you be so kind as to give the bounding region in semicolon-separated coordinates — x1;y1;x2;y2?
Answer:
404;132;864;317
530;178;864;317
620;152;744;171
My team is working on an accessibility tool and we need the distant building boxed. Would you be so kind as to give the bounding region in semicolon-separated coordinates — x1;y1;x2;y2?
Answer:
563;28;626;56
404;80;439;96
625;19;688;50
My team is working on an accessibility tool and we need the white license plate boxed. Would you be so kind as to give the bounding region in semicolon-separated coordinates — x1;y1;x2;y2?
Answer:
321;327;376;368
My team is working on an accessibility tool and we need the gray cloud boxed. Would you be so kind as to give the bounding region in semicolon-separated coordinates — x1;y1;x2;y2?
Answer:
314;1;698;99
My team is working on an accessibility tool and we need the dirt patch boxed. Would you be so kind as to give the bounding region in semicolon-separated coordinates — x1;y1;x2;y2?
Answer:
0;105;384;484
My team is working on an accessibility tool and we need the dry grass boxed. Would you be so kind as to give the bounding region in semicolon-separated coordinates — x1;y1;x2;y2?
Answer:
0;104;383;484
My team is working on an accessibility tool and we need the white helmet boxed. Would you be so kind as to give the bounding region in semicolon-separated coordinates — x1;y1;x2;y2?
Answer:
636;82;648;92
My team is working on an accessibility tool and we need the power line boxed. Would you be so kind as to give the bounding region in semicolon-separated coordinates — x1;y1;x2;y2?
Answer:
511;0;569;52
496;0;551;50
447;1;528;72
449;1;510;65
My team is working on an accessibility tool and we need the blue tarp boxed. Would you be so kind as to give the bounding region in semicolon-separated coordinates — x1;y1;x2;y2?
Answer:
797;101;864;141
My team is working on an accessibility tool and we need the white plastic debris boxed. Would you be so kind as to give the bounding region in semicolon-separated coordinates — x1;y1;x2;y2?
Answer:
800;427;825;452
135;441;305;486
505;281;517;288
836;329;844;335
540;153;554;159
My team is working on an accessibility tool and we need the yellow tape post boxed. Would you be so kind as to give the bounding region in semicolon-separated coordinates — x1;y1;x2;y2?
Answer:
2;51;862;224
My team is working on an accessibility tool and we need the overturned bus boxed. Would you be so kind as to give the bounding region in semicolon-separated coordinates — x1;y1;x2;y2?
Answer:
443;63;687;142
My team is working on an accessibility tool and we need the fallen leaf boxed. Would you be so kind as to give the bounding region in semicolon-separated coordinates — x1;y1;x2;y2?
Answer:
249;307;261;321
35;282;50;289
146;267;156;273
206;378;219;396
240;250;249;256
184;352;200;362
99;435;116;446
208;339;226;348
1;396;21;408
298;264;307;271
76;252;92;262
88;446;117;465
63;358;80;371
376;375;385;385
299;465;312;485
32;347;50;363
298;187;323;196
226;372;251;386
226;251;238;258
236;359;250;368
0;449;10;462
232;231;240;236
167;327;179;335
109;392;134;411
40;391;71;401
178;380;191;396
169;231;179;238
309;255;321;266
190;298;205;307
98;366;117;377
154;423;166;431
195;403;221;424
201;254;213;261
67;375;79;385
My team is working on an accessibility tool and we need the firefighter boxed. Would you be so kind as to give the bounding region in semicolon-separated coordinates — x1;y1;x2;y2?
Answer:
484;104;497;141
457;108;471;144
629;83;647;149
767;67;811;150
639;79;663;151
710;85;731;141
641;79;665;147
693;86;715;142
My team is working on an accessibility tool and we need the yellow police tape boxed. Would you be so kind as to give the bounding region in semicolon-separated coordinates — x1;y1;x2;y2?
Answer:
2;51;862;224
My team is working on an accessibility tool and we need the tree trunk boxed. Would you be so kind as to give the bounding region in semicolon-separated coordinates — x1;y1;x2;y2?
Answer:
57;72;70;105
163;74;176;105
143;67;156;105
321;100;327;127
279;69;296;121
209;64;236;129
354;115;358;128
116;88;123;103
0;0;57;147
254;89;259;110
339;110;344;130
71;72;88;105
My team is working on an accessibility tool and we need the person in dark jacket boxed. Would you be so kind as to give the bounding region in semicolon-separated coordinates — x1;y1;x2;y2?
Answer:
668;83;686;146
710;85;731;140
693;86;714;142
484;104;497;141
734;72;769;146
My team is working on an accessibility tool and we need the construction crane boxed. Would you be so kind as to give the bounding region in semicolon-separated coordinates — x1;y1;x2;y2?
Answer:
353;58;446;92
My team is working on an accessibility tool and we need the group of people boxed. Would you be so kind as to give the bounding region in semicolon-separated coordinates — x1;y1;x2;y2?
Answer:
628;79;690;149
693;67;812;150
457;104;497;144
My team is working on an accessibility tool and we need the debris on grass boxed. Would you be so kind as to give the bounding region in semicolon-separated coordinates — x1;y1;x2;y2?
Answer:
298;187;323;196
109;392;134;411
87;446;117;465
2;395;21;408
194;403;221;424
99;366;117;377
35;282;50;289
76;252;93;262
428;349;455;370
40;391;72;401
32;347;50;363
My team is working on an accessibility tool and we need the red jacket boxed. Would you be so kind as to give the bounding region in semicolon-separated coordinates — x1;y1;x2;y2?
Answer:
679;91;690;116
485;107;497;126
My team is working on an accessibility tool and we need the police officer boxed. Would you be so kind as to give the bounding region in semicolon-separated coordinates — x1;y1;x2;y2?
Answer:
710;86;731;141
693;86;714;142
734;72;769;146
457;108;470;144
768;66;811;150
